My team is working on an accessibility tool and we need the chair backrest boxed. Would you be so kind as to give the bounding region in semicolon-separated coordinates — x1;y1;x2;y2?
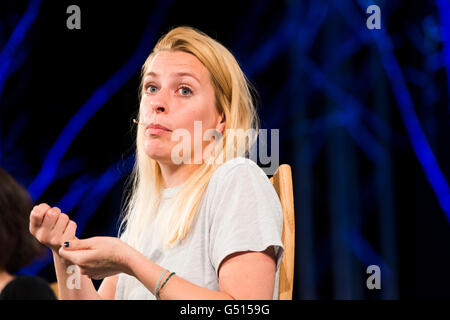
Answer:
50;281;59;299
270;164;295;300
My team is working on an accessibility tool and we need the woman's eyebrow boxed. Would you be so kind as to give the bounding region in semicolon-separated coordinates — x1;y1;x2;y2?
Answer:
174;72;201;84
144;71;159;78
144;71;201;84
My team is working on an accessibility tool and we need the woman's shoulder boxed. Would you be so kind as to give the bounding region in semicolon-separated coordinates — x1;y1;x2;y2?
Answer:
206;157;280;207
211;157;267;181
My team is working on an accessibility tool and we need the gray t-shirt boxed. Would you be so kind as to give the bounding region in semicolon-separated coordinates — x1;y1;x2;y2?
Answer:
115;157;284;300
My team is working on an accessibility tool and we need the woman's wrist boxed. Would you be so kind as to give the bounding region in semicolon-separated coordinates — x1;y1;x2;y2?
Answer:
118;245;168;298
52;249;73;267
118;243;142;277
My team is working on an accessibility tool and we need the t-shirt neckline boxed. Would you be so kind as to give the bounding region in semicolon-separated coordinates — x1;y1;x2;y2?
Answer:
161;184;183;199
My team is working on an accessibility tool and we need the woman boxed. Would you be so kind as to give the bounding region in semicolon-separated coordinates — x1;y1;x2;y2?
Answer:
0;168;56;300
29;26;284;300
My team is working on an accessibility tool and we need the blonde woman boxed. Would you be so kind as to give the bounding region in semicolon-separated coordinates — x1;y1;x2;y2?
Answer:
29;26;284;300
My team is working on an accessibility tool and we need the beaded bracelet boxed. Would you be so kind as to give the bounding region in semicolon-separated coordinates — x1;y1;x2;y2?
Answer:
155;269;169;299
156;271;176;300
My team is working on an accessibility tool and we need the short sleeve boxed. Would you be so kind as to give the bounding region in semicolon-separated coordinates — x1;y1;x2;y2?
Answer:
208;159;284;277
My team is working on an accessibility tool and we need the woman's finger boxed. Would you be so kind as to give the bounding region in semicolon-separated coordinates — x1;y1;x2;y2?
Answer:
52;212;70;237
29;203;50;230
62;220;77;241
60;237;94;251
58;246;80;264
41;207;61;231
58;241;94;266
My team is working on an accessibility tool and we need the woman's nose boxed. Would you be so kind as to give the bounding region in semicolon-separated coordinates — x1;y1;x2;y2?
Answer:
148;89;169;113
151;102;165;113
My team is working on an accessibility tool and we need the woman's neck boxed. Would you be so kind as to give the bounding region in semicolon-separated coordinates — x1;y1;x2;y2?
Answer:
0;270;14;292
158;162;200;188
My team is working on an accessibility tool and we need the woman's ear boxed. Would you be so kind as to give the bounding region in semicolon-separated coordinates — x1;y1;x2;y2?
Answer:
216;115;226;134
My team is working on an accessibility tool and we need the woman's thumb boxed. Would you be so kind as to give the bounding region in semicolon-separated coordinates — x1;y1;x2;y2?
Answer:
61;237;88;251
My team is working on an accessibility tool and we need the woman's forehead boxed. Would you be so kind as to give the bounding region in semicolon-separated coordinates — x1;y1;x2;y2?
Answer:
145;51;208;80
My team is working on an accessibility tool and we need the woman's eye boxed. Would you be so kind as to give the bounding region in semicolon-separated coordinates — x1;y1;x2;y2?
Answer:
178;86;193;96
145;85;158;94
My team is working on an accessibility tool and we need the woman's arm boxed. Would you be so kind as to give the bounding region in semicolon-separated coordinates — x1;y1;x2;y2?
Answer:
54;251;117;300
53;252;102;300
98;275;118;299
58;236;277;300
124;245;277;300
29;203;115;300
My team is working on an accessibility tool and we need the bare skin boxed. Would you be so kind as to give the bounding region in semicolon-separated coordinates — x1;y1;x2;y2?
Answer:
0;270;14;293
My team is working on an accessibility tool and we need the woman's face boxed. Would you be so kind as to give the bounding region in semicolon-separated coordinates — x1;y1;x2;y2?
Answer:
139;50;223;164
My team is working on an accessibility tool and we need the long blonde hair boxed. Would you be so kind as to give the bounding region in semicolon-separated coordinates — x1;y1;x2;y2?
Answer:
120;26;260;249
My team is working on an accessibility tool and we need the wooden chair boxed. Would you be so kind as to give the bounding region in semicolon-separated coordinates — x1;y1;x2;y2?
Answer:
270;164;295;300
50;281;59;299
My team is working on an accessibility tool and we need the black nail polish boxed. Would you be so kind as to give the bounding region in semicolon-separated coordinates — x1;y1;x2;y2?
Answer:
64;241;70;248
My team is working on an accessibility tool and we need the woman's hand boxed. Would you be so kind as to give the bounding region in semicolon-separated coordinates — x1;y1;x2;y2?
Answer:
29;203;77;253
58;237;133;280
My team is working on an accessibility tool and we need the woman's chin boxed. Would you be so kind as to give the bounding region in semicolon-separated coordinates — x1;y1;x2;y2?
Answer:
145;150;170;161
143;142;171;162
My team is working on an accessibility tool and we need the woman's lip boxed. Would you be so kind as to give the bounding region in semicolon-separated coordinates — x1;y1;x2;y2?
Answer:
146;123;171;131
146;128;171;135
